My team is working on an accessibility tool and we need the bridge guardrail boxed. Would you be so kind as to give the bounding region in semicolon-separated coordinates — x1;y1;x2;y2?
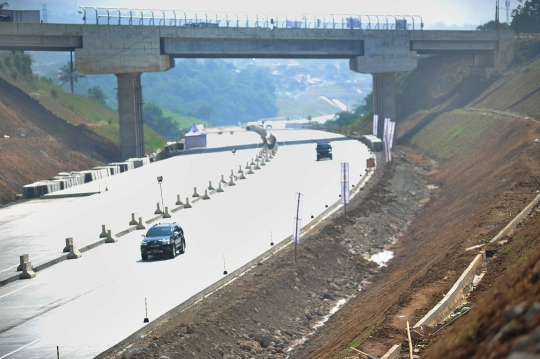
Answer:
79;7;424;30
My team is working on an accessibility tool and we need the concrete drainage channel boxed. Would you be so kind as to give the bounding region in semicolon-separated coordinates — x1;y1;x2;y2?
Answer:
94;159;377;359
0;146;280;287
378;192;540;359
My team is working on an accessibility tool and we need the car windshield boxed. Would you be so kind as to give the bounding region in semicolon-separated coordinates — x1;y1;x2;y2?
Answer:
146;227;172;237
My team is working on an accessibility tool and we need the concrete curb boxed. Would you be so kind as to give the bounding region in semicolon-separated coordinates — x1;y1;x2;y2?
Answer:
412;192;540;328
490;193;540;243
94;235;295;359
41;191;101;199
414;252;484;328
380;344;402;359
93;159;376;359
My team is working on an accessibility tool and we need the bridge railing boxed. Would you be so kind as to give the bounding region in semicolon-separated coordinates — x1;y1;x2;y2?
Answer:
79;7;424;30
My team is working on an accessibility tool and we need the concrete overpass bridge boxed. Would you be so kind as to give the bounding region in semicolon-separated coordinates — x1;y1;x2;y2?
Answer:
0;9;515;159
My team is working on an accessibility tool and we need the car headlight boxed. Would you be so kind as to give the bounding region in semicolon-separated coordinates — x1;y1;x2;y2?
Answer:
161;239;170;244
141;242;148;246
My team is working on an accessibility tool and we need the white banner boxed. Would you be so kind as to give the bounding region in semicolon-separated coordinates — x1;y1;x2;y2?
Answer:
389;121;396;149
373;114;378;137
293;217;302;244
340;162;350;204
383;118;390;142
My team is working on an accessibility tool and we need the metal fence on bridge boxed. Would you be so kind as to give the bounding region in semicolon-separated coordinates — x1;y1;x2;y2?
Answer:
79;7;423;30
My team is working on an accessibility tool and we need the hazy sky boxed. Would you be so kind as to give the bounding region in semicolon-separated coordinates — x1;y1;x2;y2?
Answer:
15;0;516;27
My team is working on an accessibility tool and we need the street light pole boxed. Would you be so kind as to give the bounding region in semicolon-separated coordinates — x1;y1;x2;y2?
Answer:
157;176;164;212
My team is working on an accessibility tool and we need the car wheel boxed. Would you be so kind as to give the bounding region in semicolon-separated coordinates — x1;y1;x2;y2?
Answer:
141;253;148;261
169;244;176;259
180;240;186;254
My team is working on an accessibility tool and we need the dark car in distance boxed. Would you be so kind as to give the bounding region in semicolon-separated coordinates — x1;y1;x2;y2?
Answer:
316;142;333;161
140;222;186;261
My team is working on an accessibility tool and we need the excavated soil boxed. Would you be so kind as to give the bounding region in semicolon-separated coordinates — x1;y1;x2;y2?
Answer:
107;113;540;359
111;147;434;359
0;77;120;204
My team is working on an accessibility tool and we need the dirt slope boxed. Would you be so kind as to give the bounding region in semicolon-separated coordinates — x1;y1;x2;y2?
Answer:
96;49;540;359
0;76;120;204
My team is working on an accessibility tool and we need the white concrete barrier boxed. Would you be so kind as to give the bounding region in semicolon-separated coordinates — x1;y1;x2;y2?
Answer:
203;190;211;200
66;237;82;259
380;344;402;359
105;230;118;243
99;225;108;238
175;195;183;206
136;217;146;230
414;252;485;328
490;193;540;243
163;207;171;218
16;254;29;271
19;261;35;279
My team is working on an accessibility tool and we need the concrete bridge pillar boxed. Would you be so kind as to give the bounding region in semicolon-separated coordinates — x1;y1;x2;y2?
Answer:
116;73;144;160
372;72;396;139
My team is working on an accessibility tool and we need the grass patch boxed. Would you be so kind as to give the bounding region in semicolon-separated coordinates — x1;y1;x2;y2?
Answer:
333;316;385;359
411;110;506;159
162;109;205;130
453;312;486;343
31;79;168;151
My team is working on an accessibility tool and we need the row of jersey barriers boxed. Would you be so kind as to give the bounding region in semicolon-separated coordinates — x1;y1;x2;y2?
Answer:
14;145;279;281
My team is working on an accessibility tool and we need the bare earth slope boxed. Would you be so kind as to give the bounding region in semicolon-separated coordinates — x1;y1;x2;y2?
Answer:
102;52;540;359
0;77;120;204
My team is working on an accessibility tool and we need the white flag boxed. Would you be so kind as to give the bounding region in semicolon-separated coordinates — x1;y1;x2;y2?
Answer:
383;118;390;143
293;217;302;244
373;114;378;137
389;121;396;149
340;162;350;204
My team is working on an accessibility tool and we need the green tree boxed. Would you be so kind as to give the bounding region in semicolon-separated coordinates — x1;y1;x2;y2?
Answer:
363;91;373;114
476;20;510;30
194;104;215;120
327;105;364;128
143;100;179;139
11;51;32;78
57;61;86;94
87;86;106;104
511;0;540;33
0;2;8;10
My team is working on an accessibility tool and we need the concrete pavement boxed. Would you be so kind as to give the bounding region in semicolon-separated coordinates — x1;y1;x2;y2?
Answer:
0;129;371;358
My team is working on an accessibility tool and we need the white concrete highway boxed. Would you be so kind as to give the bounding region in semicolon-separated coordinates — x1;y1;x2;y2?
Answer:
0;129;371;358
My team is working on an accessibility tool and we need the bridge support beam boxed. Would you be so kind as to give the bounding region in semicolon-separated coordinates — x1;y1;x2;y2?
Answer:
372;72;396;139
116;73;144;160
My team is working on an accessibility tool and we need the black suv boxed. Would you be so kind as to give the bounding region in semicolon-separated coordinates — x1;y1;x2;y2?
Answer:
140;222;186;261
316;142;333;161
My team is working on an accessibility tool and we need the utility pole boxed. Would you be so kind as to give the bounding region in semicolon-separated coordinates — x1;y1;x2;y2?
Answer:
495;0;500;32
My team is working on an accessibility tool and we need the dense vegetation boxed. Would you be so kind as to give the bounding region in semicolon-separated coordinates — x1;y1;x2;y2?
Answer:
511;0;540;33
143;101;180;140
143;59;278;126
324;91;372;130
0;51;167;151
